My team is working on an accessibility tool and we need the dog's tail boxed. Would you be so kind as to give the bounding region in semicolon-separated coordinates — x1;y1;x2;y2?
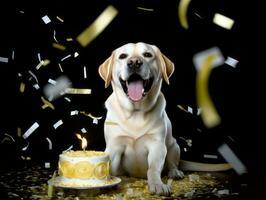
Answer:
180;160;232;171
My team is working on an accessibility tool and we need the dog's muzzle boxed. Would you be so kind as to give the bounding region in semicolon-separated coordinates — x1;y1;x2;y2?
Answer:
119;74;153;102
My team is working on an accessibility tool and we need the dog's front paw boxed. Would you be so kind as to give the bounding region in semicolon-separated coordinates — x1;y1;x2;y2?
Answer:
148;183;171;196
168;168;184;179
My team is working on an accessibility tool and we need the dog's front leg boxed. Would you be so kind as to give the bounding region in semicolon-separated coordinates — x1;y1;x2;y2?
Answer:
147;141;171;196
105;142;125;176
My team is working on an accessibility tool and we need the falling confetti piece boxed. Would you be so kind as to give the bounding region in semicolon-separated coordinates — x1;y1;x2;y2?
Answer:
33;84;40;90
225;57;239;68
66;38;73;41
45;162;51;168
213;13;234;30
77;5;118;47
136;7;154;12
42;15;51;24
22;122;40;139
53;30;59;43
178;0;192;29
56;16;64;23
17;127;21;137
177;105;189;113
22;142;30;151
83;66;87;79
36;59;50;70
63;145;73;152
48;78;57;85
64;88;91;94
52;43;66;50
81;128;87;133
58;63;63;72
70;110;79;115
203;154;218;159
0;56;8;63
74;52;79;58
64;97;71;102
218;143;247;175
187;106;193;114
45;98;57;109
53;120;63;129
60;54;71;62
20;82;25;93
46;137;52;150
193;47;224;128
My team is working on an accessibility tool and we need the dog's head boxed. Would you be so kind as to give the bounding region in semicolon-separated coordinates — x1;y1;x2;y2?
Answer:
99;42;174;102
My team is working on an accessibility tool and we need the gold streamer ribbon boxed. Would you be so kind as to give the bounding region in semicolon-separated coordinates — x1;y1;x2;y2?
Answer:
77;5;118;47
65;88;91;94
178;0;191;29
41;96;55;110
105;121;118;126
196;54;221;128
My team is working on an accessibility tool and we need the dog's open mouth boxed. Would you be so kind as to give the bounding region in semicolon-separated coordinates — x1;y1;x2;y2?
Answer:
119;74;153;102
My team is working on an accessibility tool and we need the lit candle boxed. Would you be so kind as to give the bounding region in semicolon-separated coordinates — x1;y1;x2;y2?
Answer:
76;134;87;151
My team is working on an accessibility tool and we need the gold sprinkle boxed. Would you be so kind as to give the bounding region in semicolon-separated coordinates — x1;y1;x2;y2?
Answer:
137;7;154;12
52;43;66;50
177;105;189;113
17;127;21;137
178;0;192;29
105;121;118;126
36;59;50;70
76;5;118;47
41;96;55;110
196;54;221;127
19;82;25;93
56;16;64;23
66;38;73;42
65;88;92;94
58;63;63;72
213;13;234;30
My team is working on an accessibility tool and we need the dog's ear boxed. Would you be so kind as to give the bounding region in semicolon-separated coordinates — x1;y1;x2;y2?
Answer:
158;51;175;84
98;52;115;88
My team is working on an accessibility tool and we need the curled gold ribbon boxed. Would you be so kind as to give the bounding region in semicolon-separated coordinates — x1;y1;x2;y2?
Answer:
178;0;191;29
196;55;221;128
77;5;118;47
65;88;91;94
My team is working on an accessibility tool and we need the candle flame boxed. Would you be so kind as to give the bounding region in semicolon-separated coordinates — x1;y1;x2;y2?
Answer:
76;134;87;151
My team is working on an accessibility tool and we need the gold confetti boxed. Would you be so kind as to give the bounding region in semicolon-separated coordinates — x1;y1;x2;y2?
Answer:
137;7;154;12
48;171;57;197
56;16;64;23
17;127;21;137
64;88;92;94
196;54;221;127
41;96;55;110
52;43;66;50
178;0;192;29
213;13;234;30
19;82;25;93
105;121;118;126
76;5;118;47
66;38;73;42
36;59;50;70
177;104;189;113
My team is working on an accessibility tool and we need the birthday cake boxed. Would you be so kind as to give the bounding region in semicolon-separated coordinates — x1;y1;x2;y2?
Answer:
56;150;112;187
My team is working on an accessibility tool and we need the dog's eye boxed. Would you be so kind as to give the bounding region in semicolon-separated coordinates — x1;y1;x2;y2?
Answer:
119;53;128;59
143;52;153;58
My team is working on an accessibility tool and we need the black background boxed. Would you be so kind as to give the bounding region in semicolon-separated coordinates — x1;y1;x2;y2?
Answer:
0;0;263;198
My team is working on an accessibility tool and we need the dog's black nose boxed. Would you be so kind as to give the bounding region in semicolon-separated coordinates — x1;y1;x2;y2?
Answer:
127;57;143;70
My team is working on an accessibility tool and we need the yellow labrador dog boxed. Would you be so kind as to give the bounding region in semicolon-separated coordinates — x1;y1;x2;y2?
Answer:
99;42;231;196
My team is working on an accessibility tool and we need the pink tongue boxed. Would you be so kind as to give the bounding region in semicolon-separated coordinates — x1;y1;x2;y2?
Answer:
127;80;144;102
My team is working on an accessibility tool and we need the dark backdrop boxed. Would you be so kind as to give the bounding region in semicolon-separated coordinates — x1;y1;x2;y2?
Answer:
0;0;262;198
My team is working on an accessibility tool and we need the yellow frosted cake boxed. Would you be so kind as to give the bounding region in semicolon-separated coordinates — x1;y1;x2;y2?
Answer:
57;150;111;187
